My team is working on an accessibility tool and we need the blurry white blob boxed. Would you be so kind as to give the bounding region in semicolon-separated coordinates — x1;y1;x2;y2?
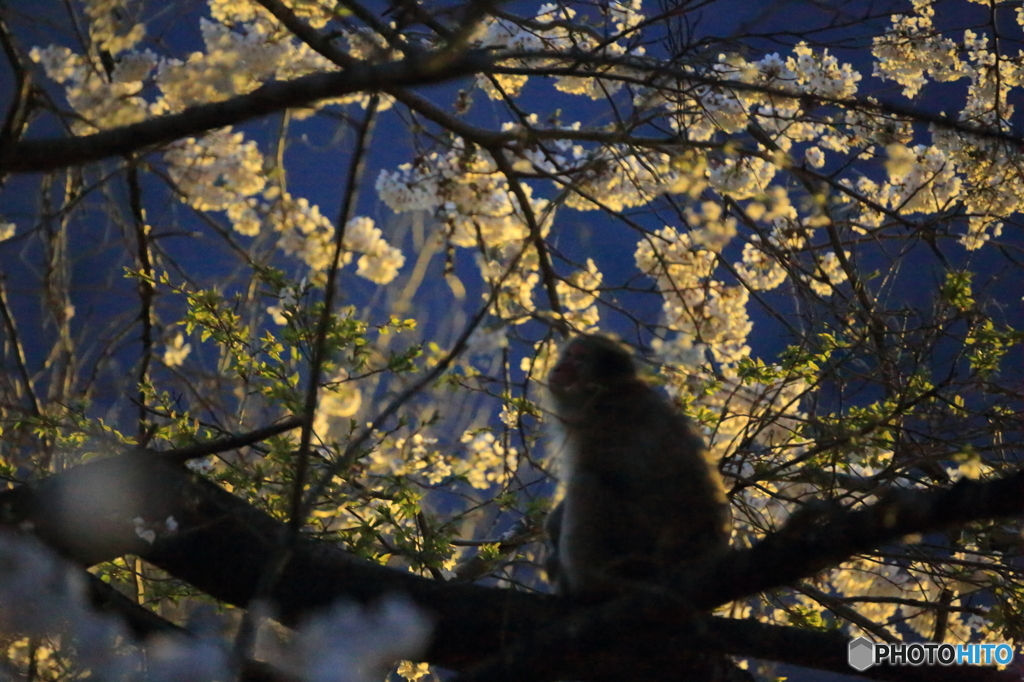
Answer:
0;531;430;682
291;596;432;682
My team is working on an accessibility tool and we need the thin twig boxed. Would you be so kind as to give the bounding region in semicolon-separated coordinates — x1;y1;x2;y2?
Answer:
290;94;382;535
158;416;305;464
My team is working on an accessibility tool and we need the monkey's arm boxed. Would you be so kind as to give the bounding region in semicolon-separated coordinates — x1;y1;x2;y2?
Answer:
544;502;564;591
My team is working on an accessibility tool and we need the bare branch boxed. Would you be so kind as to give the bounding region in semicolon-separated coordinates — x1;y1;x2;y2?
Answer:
0;50;495;173
158;416;305;464
689;471;1024;611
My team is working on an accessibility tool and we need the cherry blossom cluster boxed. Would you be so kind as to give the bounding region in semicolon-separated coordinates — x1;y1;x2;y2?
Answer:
376;139;556;323
473;1;645;100
31;3;400;285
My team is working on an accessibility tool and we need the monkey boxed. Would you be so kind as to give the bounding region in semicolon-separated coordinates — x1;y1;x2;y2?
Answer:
544;334;731;600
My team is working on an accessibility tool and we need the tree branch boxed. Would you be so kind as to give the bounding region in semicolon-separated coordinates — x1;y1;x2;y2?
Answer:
687;472;1024;611
157;416;305;464
0;50;494;174
0;451;1019;681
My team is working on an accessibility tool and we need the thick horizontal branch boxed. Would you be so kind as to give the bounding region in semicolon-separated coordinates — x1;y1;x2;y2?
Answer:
1;451;1020;682
0;49;494;174
705;617;1008;682
455;595;1009;682
0;453;559;670
9;41;1020;177
688;470;1024;611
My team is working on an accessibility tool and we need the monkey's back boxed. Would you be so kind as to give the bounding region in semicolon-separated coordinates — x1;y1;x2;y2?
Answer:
556;380;731;597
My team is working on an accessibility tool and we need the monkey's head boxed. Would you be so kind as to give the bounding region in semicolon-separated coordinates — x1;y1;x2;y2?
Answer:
548;335;636;412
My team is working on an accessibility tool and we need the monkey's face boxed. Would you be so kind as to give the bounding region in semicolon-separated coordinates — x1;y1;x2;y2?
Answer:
548;336;636;405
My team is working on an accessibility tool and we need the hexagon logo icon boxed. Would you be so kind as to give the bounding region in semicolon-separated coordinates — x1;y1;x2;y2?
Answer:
848;637;875;671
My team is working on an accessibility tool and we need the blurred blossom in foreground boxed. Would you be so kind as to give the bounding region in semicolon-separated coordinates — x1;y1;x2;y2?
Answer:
0;532;430;682
293;597;432;682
